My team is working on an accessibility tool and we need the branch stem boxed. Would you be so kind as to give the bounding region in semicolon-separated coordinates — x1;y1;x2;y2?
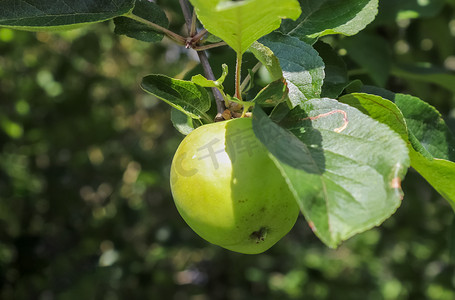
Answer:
190;9;198;36
191;29;208;42
179;0;226;119
193;41;227;51
198;52;227;118
179;0;193;33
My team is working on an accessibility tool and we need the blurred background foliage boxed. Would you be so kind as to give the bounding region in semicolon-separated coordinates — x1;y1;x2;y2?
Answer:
1;0;455;299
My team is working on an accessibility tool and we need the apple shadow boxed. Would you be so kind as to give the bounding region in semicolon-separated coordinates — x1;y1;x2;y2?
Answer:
254;105;326;175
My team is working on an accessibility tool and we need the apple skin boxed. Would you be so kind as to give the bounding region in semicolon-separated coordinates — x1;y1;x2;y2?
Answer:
170;117;300;254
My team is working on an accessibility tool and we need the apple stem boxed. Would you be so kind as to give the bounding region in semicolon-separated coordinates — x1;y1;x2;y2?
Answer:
179;0;226;122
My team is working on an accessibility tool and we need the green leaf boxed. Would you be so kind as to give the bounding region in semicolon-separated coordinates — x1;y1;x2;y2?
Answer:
114;1;169;43
191;75;219;88
391;64;455;94
410;152;455;210
217;64;229;85
252;100;410;248
0;0;134;31
344;79;364;94
338;93;408;141
281;0;379;43
189;0;301;54
248;42;283;82
341;33;391;87
340;90;455;208
141;75;212;122
394;94;455;161
243;68;256;94
260;33;325;107
252;78;289;107
313;42;348;99
191;64;228;88
270;102;291;123
394;94;455;207
171;108;196;135
358;87;455;161
204;33;223;43
375;0;446;23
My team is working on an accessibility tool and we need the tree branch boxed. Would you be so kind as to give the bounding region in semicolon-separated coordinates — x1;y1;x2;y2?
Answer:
191;29;208;43
179;0;226;121
179;0;193;30
193;41;227;51
190;9;198;37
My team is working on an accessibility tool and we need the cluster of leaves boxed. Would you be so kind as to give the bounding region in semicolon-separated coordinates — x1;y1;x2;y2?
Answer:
1;0;454;249
1;0;455;299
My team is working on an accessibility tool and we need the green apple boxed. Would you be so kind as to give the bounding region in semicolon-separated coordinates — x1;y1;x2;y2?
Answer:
170;117;300;254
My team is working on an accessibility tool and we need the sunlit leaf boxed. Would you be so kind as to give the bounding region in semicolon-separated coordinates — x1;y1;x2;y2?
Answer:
281;0;379;43
249;41;283;82
260;33;325;107
340;91;455;209
141;75;212;122
252;99;409;248
189;0;301;54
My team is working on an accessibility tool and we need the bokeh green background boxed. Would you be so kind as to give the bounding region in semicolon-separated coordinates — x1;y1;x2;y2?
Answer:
1;1;455;299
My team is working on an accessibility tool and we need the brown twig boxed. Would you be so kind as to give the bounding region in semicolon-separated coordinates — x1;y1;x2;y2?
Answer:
190;9;198;37
193;41;227;51
179;0;226;121
191;28;208;43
